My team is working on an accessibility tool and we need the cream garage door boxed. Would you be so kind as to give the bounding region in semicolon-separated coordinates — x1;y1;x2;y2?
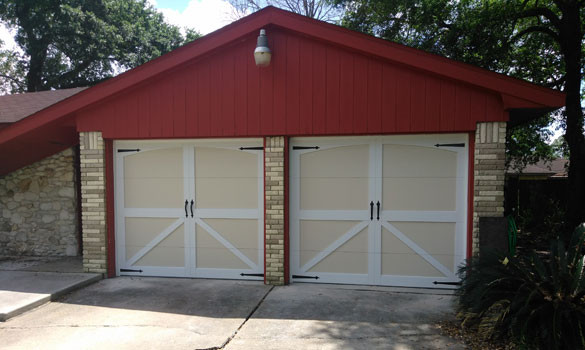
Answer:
115;139;264;280
290;134;468;288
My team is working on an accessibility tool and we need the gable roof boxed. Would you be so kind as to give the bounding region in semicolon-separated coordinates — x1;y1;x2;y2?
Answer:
507;159;568;178
0;6;565;175
0;87;86;124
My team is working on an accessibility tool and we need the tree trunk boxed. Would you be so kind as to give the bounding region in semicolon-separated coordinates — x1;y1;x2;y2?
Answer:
559;2;585;230
25;43;47;92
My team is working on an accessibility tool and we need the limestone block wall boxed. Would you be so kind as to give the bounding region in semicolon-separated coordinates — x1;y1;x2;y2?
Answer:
79;132;108;274
473;122;507;255
265;136;285;285
0;148;79;256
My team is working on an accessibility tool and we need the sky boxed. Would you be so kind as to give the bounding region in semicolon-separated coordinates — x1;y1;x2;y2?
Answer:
0;0;238;50
149;0;239;35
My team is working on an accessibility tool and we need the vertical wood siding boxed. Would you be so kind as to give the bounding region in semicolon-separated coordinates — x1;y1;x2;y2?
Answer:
76;28;506;138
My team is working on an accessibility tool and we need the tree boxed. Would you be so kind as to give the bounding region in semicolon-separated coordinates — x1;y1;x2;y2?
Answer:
336;0;585;229
0;39;24;93
0;0;200;93
229;0;341;22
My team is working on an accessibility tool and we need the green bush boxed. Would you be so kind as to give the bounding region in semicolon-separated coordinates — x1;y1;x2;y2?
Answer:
457;224;585;349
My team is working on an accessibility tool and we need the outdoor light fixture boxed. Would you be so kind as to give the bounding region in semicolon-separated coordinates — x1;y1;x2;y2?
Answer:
254;29;271;67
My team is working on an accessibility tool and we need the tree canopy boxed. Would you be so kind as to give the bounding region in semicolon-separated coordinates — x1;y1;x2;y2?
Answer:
228;0;341;22
0;0;200;93
336;0;584;228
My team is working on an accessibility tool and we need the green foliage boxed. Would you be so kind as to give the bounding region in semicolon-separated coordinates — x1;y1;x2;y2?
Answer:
506;115;555;171
0;39;24;93
551;135;570;158
0;0;200;92
457;224;585;349
336;0;585;226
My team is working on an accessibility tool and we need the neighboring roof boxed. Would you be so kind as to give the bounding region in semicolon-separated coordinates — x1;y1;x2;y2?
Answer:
507;159;568;178
0;87;87;123
0;6;566;175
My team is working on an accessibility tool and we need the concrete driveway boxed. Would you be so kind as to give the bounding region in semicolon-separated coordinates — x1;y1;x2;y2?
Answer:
0;277;464;350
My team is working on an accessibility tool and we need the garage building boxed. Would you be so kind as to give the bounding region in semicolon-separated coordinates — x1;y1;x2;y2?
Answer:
0;7;565;288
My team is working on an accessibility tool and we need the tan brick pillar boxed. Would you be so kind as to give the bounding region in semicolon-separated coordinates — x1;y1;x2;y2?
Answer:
79;132;107;274
473;122;506;255
264;136;285;285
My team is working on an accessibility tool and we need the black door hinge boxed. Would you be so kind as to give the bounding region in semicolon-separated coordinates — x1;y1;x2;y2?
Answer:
239;146;264;150
434;143;465;148
433;281;461;286
240;273;264;277
292;274;319;279
120;268;143;273
293;146;320;150
117;149;141;153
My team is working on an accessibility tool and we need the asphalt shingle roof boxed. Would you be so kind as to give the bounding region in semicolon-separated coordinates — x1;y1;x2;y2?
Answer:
0;87;87;123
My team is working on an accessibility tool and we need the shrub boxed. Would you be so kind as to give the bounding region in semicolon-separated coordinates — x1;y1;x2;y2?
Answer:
457;224;585;349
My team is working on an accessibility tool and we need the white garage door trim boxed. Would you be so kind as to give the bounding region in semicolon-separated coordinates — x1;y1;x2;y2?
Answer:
114;139;264;280
290;134;468;288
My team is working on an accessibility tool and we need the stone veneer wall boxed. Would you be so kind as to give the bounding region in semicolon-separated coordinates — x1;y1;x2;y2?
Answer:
265;136;285;285
0;148;79;256
79;132;108;274
473;122;507;255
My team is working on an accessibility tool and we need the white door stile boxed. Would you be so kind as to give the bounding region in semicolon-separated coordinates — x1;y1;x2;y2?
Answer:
184;145;195;278
114;147;125;277
289;146;301;281
369;138;382;285
256;151;264;275
453;139;469;276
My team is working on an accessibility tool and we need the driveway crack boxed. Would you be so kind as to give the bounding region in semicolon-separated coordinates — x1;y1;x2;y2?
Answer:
196;285;274;350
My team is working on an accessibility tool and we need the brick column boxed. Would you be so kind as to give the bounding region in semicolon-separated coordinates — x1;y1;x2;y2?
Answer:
473;122;506;255
79;132;107;274
264;136;285;285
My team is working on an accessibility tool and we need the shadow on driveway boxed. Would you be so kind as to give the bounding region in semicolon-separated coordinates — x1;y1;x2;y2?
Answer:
0;277;464;349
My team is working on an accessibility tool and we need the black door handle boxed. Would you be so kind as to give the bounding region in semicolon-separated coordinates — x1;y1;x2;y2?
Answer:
190;200;194;218
370;201;374;221
184;200;188;218
376;201;380;220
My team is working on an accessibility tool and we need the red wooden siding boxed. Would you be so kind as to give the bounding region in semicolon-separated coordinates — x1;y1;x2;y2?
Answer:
76;28;506;138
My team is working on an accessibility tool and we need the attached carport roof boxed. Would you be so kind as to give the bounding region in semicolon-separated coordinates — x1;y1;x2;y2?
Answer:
0;6;565;176
0;87;87;124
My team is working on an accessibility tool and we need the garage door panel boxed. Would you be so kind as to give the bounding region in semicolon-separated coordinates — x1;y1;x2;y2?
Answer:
125;217;178;259
381;228;445;277
300;145;369;177
195;147;258;177
299;145;370;211
309;229;368;274
195;147;258;209
391;222;455;268
134;226;185;267
299;220;362;266
204;219;259;264
196;224;250;269
382;178;457;211
385;223;455;274
124;147;184;208
382;144;457;178
300;179;368;210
